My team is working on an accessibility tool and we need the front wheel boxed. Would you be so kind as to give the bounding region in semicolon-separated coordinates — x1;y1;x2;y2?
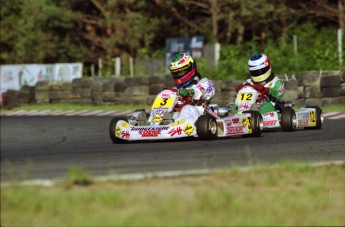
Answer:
305;106;323;130
196;114;218;140
281;107;297;131
109;117;129;144
243;111;264;137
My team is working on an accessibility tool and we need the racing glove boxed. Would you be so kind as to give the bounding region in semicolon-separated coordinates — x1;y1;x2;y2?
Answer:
178;88;195;97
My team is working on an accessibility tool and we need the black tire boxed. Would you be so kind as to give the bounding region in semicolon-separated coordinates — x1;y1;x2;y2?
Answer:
109;117;129;144
243;111;264;137
305;106;323;130
196;114;218;140
281;107;297;131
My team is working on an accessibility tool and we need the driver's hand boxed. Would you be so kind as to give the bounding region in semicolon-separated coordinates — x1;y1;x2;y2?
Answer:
178;88;194;97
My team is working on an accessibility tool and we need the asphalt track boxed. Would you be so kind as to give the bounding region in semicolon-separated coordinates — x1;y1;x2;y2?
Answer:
1;116;345;181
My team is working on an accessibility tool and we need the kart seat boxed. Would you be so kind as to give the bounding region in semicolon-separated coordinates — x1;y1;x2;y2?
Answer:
162;112;174;125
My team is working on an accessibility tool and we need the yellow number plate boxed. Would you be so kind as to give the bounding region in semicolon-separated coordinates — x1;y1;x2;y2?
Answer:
152;97;175;109
237;93;254;102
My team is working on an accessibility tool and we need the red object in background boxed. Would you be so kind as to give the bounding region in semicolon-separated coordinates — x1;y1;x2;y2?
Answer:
1;92;6;106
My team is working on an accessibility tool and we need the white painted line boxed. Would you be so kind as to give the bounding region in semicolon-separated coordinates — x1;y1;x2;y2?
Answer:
22;110;40;116
117;110;134;116
97;110;123;116
78;110;106;116
53;110;75;116
323;112;339;117
4;110;27;116
49;110;67;116
330;114;345;119
64;110;89;116
33;110;52;116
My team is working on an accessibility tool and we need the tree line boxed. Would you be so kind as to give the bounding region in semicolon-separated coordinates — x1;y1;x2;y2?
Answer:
0;0;344;79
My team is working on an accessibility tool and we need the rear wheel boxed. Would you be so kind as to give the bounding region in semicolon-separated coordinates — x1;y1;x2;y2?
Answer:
243;111;264;137
281;107;297;131
305;106;323;130
196;114;218;140
109;117;129;144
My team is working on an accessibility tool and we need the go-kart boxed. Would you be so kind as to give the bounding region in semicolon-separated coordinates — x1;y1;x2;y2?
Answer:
232;84;323;131
109;88;264;143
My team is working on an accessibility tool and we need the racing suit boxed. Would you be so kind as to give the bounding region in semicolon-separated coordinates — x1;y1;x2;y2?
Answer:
174;78;215;124
241;76;284;114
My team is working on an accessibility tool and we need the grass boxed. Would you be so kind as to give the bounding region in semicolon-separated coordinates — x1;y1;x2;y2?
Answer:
1;103;345;112
1;161;345;226
294;105;345;113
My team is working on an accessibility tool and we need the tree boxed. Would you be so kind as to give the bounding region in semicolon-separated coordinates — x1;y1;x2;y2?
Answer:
295;0;345;33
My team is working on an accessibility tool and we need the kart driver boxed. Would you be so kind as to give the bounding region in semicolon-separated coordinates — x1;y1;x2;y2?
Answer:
169;53;215;124
235;53;285;114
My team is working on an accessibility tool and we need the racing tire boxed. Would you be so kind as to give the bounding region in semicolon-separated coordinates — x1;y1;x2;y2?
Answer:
304;106;323;130
243;111;264;137
196;114;218;140
109;117;129;144
281;107;297;132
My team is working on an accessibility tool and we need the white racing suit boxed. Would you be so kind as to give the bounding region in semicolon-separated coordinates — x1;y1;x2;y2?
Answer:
174;78;215;124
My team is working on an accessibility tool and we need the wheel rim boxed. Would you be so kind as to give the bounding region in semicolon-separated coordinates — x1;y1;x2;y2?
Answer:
258;116;264;131
320;113;324;125
292;113;297;129
209;120;217;135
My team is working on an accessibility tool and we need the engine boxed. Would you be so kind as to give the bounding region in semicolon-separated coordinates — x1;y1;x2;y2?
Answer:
208;104;230;117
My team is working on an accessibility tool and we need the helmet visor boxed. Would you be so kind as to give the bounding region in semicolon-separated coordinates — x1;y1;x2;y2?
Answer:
171;65;190;78
249;65;270;77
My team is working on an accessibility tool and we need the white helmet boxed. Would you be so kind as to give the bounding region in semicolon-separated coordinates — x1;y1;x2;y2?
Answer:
248;54;272;83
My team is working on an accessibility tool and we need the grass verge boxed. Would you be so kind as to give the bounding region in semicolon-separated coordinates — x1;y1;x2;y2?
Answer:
1;161;345;226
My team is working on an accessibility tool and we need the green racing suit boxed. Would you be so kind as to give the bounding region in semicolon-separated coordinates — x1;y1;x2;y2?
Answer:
242;76;285;114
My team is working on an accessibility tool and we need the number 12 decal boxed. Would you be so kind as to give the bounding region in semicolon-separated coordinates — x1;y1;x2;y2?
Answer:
239;93;253;101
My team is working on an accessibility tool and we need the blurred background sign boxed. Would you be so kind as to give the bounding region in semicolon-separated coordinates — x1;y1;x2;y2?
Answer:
165;36;204;70
0;63;83;94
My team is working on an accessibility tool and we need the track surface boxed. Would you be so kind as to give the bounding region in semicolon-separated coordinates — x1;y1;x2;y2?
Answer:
1;116;345;181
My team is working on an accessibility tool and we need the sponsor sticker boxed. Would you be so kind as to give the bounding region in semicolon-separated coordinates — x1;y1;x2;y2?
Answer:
263;112;276;118
232;118;240;124
169;127;183;137
264;120;277;126
131;126;170;131
242;116;252;133
226;126;244;135
161;93;172;99
298;119;309;126
139;130;161;137
152;114;162;123
238;103;249;110
116;126;121;137
121;131;130;139
121;122;130;128
171;119;185;126
184;123;194;136
309;110;316;126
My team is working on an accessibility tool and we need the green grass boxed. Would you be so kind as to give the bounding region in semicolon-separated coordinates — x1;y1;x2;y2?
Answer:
2;103;345;112
1;162;345;226
316;105;345;112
